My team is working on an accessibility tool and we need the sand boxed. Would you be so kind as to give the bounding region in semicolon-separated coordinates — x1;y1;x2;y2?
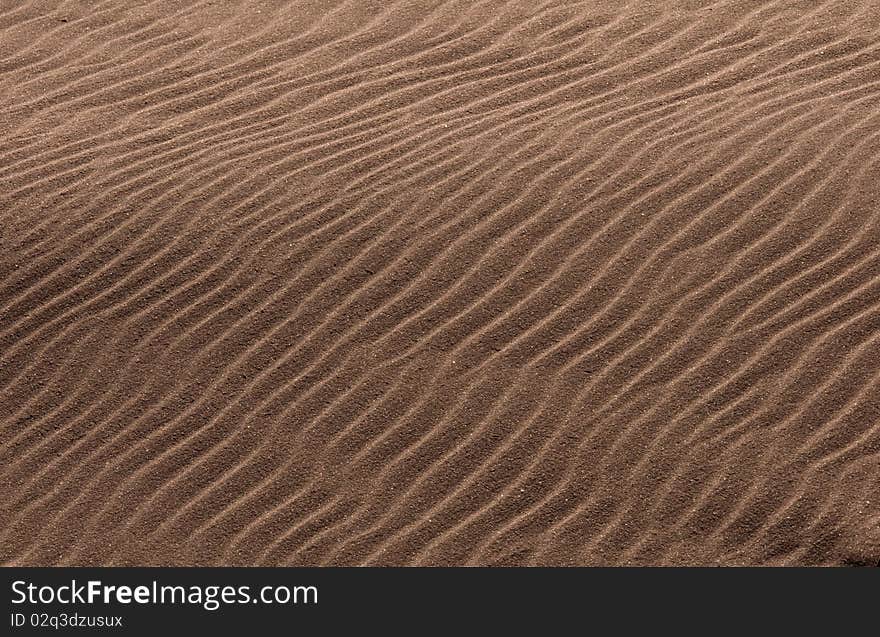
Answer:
1;0;879;566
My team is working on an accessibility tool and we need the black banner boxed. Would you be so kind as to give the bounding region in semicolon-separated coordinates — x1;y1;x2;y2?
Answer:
2;567;876;633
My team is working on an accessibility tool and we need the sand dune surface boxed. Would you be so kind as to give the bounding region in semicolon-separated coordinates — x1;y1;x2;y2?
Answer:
2;0;880;566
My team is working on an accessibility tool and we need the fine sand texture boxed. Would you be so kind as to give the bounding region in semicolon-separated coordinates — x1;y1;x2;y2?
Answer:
2;0;880;566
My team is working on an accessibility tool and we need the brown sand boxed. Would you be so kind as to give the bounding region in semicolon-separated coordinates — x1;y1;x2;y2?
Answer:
1;0;880;567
